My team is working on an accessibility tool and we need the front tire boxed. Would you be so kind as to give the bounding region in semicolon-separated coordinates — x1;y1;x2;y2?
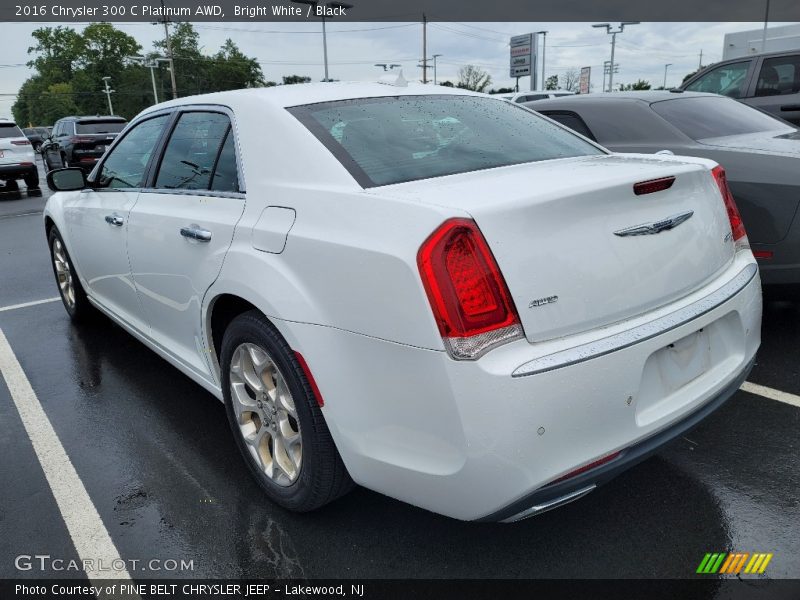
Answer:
220;311;353;512
49;228;93;322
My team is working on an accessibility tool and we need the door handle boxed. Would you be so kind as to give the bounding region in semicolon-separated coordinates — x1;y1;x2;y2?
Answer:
180;225;212;242
780;104;800;111
105;215;124;226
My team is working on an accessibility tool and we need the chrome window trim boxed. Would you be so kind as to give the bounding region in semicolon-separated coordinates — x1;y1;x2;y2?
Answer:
512;263;758;378
138;187;245;200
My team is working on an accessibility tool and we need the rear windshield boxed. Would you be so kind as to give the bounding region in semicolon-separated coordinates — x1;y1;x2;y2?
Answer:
651;96;794;140
289;95;603;187
76;120;127;134
0;123;24;138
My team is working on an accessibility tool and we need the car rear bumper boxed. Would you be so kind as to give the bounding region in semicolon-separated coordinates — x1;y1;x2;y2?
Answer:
480;354;754;522
283;251;761;521
0;163;36;177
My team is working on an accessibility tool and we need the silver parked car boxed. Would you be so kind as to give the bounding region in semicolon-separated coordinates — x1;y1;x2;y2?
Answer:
525;91;800;297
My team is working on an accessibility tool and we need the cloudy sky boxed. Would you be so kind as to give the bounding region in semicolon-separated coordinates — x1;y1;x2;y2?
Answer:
0;20;794;118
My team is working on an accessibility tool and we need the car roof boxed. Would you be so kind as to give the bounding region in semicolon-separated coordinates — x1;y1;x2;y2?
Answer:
524;90;720;107
58;115;127;121
140;81;488;116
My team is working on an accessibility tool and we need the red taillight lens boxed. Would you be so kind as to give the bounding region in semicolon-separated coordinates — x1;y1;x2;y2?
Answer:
711;165;747;244
294;351;323;407
633;176;675;196
550;451;622;485
418;218;523;360
753;250;773;260
11;140;31;146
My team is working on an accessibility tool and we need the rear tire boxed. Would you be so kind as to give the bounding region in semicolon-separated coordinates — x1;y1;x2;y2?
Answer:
220;310;353;512
48;228;94;322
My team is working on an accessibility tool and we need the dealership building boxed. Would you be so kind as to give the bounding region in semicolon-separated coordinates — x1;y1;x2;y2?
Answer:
723;23;800;60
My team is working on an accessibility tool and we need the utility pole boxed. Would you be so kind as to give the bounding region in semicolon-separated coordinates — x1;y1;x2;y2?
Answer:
101;76;114;114
663;63;672;89
537;31;548;90
160;0;178;99
593;22;638;93
761;0;770;52
432;54;442;85
698;49;703;70
421;13;428;83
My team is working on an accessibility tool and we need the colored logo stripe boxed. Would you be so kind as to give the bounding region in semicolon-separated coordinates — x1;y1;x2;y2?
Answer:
697;552;773;574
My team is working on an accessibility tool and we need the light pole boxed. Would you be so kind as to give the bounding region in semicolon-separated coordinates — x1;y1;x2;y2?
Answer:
536;31;547;90
593;22;638;92
101;76;114;115
432;54;442;85
663;63;672;89
129;55;172;104
160;0;178;99
292;0;354;82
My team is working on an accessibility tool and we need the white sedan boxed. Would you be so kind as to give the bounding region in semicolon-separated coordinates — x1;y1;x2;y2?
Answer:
44;82;761;522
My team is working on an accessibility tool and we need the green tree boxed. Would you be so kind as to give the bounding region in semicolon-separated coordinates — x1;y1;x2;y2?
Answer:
38;83;80;124
545;74;559;90
619;79;652;91
282;75;312;85
456;65;491;92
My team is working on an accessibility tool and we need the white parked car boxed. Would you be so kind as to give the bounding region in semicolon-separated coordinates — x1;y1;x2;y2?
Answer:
44;82;761;522
0;118;40;193
500;90;576;103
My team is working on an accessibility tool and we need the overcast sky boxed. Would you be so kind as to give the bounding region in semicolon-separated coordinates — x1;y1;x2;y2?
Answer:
0;21;794;118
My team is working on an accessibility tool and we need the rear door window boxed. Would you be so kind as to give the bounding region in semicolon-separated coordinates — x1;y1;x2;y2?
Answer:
155;112;232;191
755;55;800;97
684;61;751;98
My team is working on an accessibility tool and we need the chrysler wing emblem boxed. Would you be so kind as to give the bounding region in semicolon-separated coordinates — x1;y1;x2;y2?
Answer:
613;210;694;237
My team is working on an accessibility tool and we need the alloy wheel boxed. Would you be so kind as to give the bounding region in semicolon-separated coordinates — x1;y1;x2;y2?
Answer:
229;343;302;486
52;239;75;309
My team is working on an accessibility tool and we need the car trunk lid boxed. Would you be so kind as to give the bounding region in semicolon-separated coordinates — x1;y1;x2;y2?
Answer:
380;154;736;343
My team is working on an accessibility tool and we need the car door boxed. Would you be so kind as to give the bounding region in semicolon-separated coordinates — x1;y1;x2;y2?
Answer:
126;109;246;381
743;54;800;126
64;113;171;334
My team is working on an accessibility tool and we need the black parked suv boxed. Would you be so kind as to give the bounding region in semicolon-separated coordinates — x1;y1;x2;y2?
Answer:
681;50;800;126
43;116;127;171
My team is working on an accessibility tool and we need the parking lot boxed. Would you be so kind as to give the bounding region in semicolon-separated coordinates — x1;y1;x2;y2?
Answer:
0;157;798;582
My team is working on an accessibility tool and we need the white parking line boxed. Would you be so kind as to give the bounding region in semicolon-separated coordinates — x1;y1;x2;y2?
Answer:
0;297;60;313
0;327;131;582
741;381;800;408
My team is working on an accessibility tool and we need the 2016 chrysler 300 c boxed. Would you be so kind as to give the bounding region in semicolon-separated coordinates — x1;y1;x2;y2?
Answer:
44;81;761;522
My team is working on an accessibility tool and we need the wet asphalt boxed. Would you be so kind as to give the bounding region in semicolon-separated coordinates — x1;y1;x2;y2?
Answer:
0;158;798;584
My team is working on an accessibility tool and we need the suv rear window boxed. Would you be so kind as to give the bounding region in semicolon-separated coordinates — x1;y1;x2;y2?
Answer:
76;120;127;134
0;123;24;138
289;95;603;187
651;96;794;140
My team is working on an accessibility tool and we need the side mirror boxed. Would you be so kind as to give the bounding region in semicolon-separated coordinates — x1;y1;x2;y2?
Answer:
47;168;87;192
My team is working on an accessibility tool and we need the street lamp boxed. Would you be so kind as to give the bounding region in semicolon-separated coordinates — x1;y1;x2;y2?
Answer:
592;22;639;92
292;0;354;82
101;76;114;115
536;31;547;90
663;63;672;89
432;54;442;85
375;63;402;72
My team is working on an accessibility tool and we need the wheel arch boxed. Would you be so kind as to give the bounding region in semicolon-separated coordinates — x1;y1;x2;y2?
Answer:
203;290;303;384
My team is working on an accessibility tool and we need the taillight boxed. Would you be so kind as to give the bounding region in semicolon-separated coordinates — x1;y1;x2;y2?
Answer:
417;218;523;360
11;140;30;146
711;165;747;248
